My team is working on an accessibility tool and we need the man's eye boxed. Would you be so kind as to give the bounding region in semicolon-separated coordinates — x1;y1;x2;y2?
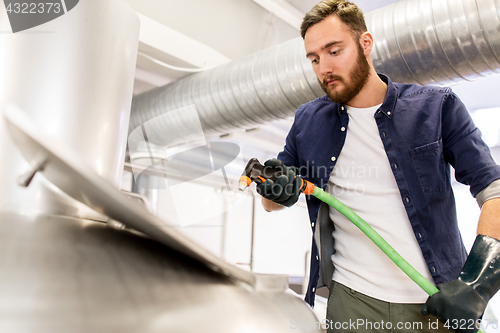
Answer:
331;50;339;55
311;59;319;64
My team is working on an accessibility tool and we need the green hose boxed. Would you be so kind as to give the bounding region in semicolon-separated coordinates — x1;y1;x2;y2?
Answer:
312;186;440;296
312;186;486;333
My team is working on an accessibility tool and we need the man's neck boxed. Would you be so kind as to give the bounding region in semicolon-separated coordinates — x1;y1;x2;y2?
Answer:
346;69;388;108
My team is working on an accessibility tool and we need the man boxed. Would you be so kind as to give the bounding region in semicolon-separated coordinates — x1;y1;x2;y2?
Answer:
258;1;500;332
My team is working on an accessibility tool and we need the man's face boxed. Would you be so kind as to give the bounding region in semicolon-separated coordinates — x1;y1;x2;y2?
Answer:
304;15;370;104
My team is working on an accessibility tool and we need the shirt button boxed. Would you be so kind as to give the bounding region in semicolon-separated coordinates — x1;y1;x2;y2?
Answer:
431;267;436;273
316;255;319;260
387;111;391;116
311;222;315;227
405;196;410;203
341;106;345;111
393;163;398;169
331;156;336;162
418;233;422;239
312;287;316;292
382;132;386;137
341;127;346;132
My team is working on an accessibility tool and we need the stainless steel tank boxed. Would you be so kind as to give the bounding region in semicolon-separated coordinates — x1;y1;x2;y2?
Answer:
0;105;322;333
0;211;320;333
0;0;139;219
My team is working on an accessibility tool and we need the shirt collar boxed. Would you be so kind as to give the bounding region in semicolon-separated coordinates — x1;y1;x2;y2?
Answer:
378;73;397;119
336;73;398;119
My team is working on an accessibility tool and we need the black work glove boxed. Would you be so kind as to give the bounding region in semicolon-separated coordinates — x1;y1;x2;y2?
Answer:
422;235;500;333
421;280;486;333
256;158;301;207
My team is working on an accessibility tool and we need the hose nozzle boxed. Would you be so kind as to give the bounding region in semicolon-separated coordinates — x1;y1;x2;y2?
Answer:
238;158;276;192
239;158;315;195
238;176;251;192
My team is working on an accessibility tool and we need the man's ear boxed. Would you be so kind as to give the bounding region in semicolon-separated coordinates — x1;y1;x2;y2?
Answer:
360;32;373;55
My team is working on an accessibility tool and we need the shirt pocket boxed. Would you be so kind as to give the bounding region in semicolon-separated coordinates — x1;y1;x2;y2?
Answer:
409;139;445;193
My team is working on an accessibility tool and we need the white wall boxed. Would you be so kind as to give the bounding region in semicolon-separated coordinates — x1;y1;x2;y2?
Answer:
150;180;312;277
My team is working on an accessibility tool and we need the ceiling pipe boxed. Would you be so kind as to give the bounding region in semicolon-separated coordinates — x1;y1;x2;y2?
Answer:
128;37;323;150
369;0;500;85
129;0;500;149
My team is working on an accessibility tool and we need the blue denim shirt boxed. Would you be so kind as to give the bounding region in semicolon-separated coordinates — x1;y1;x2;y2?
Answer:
277;74;500;307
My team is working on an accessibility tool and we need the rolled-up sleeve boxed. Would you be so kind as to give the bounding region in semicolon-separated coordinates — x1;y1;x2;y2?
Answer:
441;90;500;198
476;179;500;207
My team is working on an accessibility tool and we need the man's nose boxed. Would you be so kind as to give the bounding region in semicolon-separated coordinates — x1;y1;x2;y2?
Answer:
319;59;333;77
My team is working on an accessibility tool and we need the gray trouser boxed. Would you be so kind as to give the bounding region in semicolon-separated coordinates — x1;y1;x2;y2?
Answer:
326;281;451;333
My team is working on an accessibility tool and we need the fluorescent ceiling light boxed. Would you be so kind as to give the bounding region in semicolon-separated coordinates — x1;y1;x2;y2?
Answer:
252;0;303;30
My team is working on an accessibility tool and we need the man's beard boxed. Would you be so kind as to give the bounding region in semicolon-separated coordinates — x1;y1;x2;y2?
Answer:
319;42;371;104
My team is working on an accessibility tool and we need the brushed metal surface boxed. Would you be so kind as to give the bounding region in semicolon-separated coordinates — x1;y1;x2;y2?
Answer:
0;0;139;217
3;105;256;287
0;211;320;333
368;0;500;85
2;106;321;332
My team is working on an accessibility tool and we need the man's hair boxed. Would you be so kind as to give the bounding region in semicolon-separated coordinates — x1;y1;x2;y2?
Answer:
300;0;367;39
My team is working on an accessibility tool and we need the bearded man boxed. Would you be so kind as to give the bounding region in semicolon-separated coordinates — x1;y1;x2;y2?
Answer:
258;1;500;332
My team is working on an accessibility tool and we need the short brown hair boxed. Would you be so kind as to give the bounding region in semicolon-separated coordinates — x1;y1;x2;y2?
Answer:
300;0;367;39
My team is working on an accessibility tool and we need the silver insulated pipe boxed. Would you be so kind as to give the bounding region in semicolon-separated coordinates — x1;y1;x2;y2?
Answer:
129;38;324;149
368;0;500;85
129;0;500;148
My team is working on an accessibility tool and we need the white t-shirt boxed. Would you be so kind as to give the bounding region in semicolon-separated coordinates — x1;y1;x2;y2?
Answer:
326;104;434;303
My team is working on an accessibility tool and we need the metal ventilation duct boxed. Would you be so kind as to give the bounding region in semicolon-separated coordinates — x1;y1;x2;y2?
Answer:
368;0;500;85
129;38;324;149
129;0;500;148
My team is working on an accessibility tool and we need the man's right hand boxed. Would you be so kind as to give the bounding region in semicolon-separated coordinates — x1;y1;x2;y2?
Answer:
256;158;301;208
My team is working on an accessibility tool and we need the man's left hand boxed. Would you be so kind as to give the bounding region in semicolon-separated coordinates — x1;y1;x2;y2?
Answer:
421;279;486;333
